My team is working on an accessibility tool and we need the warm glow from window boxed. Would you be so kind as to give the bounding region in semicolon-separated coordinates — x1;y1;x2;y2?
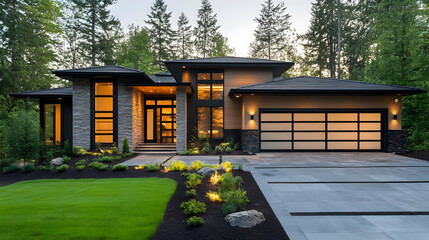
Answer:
44;104;61;145
94;82;114;144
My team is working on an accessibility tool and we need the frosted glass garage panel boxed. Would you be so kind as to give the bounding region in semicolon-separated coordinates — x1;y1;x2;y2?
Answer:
294;123;325;131
328;141;358;150
261;113;292;121
294;132;325;140
294;113;325;121
360;141;381;150
261;132;292;140
360;122;381;131
294;141;325;150
328;113;358;121
360;113;381;121
261;123;291;131
360;132;381;140
261;142;292;150
328;122;358;131
328;132;358;140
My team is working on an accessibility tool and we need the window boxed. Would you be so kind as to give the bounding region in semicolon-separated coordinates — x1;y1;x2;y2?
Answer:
197;72;224;100
198;107;224;139
44;104;61;145
94;82;114;144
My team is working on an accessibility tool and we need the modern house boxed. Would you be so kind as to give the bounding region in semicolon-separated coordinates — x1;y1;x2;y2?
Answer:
11;57;424;154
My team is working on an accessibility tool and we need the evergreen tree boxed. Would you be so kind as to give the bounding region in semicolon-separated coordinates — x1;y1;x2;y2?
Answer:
71;0;121;67
175;12;193;59
249;0;297;61
194;0;220;58
116;25;160;74
210;34;235;57
145;0;175;69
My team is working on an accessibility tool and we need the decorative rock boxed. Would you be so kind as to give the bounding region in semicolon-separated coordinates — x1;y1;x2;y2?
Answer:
51;157;63;166
197;167;215;176
225;210;265;228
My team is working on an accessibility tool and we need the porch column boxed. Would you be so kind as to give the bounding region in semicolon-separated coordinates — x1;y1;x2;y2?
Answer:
176;87;187;153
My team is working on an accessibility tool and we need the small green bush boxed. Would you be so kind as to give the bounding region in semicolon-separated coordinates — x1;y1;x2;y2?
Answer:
191;160;205;171
220;173;243;193
122;138;130;154
145;163;160;172
89;161;105;169
215;145;222;153
237;163;243;171
202;146;210;153
185;173;204;189
221;189;249;214
23;163;35;173
56;164;69;172
121;152;133;158
3;163;21;173
180;199;206;215
98;164;108;171
63;139;71;156
186;189;197;198
39;165;53;171
233;142;240;150
112;164;128;171
168;161;188;171
76;165;85;170
187;216;204;226
62;155;71;164
179;151;188;155
95;156;115;163
75;159;87;166
0;158;14;167
225;146;232;153
72;146;89;156
95;143;102;152
45;152;54;163
111;142;118;155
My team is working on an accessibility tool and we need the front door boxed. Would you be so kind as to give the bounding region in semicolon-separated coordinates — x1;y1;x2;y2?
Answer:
145;99;176;143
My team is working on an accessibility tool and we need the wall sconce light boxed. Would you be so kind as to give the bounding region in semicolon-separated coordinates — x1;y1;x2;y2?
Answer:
250;115;254;120
393;115;398;120
394;98;399;103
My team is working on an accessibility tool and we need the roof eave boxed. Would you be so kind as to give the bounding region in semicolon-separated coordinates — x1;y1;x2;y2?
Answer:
228;89;425;97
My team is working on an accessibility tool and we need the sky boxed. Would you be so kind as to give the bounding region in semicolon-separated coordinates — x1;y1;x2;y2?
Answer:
109;0;315;57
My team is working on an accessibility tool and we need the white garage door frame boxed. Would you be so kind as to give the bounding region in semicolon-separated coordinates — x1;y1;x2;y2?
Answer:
259;108;388;152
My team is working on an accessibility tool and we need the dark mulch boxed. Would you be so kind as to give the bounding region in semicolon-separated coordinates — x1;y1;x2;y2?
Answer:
399;151;429;162
0;157;288;240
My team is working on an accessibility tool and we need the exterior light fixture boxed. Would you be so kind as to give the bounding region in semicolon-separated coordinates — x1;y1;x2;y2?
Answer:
250;115;254;120
182;66;186;69
393;115;398;120
394;98;399;103
235;95;240;98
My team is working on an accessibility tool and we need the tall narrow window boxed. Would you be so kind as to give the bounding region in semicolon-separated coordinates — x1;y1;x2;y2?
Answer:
198;106;224;139
94;82;114;144
44;104;61;145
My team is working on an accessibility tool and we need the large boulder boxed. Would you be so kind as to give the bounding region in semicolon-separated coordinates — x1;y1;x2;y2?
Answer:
51;157;63;166
197;167;215;176
225;210;265;228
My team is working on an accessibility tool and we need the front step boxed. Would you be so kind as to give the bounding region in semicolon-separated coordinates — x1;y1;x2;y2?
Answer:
133;143;177;155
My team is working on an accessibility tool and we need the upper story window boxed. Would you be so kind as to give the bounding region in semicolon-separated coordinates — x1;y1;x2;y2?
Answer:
197;72;224;100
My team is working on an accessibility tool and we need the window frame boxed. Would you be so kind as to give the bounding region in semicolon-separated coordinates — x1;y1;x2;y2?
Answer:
197;71;224;102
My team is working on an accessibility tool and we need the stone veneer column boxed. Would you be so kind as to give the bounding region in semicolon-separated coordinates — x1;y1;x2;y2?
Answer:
241;130;259;154
117;82;133;151
176;88;187;153
132;89;144;150
386;130;407;153
72;79;91;149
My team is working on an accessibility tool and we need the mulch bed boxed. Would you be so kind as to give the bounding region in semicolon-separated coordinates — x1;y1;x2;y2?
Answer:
399;151;429;162
0;156;288;240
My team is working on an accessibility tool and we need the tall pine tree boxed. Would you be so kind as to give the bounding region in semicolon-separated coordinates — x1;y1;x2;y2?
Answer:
249;0;296;61
194;0;220;58
145;0;175;69
71;0;121;67
210;34;235;57
175;12;193;59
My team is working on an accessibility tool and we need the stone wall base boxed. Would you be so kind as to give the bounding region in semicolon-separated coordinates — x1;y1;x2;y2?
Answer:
386;130;407;153
241;130;259;154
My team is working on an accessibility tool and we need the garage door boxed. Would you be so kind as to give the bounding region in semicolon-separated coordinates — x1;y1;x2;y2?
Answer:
260;111;384;151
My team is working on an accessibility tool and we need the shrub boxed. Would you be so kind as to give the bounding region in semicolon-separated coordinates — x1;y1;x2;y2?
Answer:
112;164;128;171
179;151;188;155
72;146;89;156
110;142;118;155
215;146;222;153
56;164;69;172
221;161;233;173
191;160;205;171
225;146;232;153
180;199;206;215
202;146;210;153
187;216;204;226
221;189;249;214
76;165;85;170
95;156;115;163
237;163;243;171
168;161;188;171
75;159;87;166
122;138;130;154
3;163;21;173
23;163;35;173
220;172;243;193
0;158;14;167
63;139;71;156
39;165;53;171
233;142;240;150
186;189;197;198
185;173;204;189
89;161;105;169
98;164;108;171
62;155;71;164
122;152;133;158
145;163;160;172
95;143;102;153
45;152;54;163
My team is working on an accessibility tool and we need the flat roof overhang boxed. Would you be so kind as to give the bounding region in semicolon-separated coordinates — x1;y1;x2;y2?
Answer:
228;89;426;97
129;84;193;95
10;87;73;99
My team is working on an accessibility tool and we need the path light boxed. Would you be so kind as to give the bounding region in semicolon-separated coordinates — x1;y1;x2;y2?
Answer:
206;191;222;202
134;164;144;170
161;166;170;173
210;171;222;185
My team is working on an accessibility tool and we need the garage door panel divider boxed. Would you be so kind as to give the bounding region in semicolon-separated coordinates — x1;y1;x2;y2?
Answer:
259;109;387;152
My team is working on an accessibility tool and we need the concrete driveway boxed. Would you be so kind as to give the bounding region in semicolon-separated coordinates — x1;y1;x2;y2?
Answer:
247;152;429;240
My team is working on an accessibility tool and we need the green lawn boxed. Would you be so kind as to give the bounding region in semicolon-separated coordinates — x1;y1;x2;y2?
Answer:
0;178;177;240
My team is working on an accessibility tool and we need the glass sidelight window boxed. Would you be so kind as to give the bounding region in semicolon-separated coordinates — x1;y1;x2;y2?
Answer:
44;104;61;145
198;107;224;139
94;82;114;144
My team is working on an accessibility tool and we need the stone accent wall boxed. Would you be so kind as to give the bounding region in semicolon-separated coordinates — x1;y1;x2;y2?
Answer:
386;130;407;153
132;89;144;149
72;79;91;149
176;88;187;153
117;82;133;151
241;130;259;154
